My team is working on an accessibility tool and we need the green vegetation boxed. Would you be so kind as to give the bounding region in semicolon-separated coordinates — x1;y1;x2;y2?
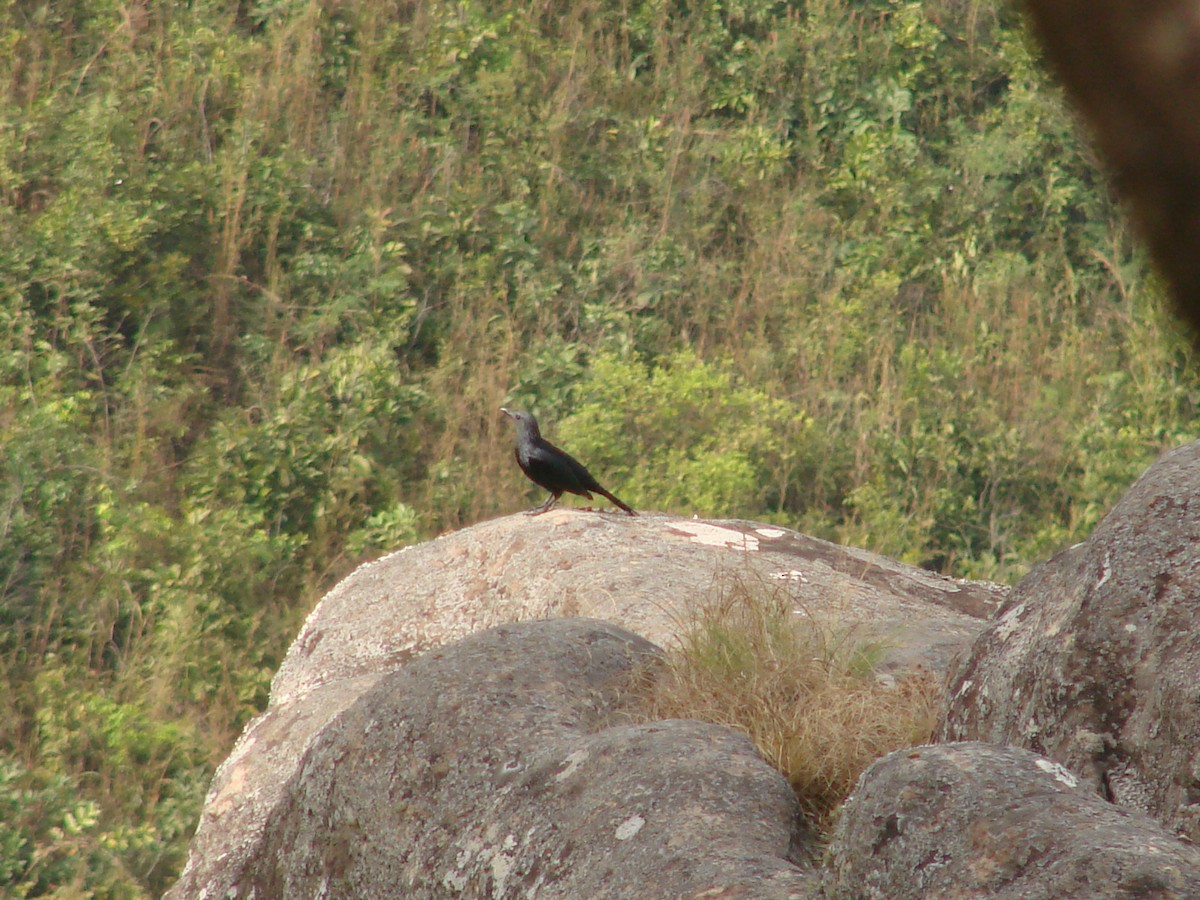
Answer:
1;0;1194;893
636;575;940;834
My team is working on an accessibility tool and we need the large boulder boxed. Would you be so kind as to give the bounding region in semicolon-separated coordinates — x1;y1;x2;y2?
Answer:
185;619;818;898
272;511;1002;707
170;512;1001;896
824;742;1200;899
941;440;1200;840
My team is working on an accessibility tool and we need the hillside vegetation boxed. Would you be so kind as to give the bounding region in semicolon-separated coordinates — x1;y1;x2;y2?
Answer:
1;0;1196;893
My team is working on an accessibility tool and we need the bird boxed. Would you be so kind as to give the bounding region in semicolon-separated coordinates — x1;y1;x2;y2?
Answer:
500;408;636;516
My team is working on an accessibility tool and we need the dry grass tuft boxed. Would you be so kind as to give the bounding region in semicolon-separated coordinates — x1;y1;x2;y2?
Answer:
636;576;942;833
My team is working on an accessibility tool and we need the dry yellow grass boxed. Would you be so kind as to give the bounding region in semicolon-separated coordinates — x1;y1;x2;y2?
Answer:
635;576;941;832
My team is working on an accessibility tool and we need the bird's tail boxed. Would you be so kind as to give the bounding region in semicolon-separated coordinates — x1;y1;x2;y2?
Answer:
596;488;637;516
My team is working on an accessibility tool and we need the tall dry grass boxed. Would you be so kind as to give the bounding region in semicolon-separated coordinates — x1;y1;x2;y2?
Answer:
634;576;941;833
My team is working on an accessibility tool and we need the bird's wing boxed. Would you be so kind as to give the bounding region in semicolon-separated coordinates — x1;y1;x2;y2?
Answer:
524;441;596;497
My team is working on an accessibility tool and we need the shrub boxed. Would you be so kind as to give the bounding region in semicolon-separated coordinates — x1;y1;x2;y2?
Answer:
557;350;819;520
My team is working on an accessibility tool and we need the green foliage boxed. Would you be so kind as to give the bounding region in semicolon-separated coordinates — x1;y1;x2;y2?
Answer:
345;503;422;558
0;675;209;897
186;334;427;550
0;389;103;655
0;757;122;897
559;351;816;518
1;0;1198;893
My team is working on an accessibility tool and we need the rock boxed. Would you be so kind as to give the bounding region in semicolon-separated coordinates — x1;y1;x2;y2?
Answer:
941;440;1200;841
178;619;817;898
824;742;1200;899
272;511;1003;707
169;512;1003;896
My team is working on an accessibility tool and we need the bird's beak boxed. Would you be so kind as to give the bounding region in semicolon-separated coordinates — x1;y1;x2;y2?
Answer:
500;407;513;418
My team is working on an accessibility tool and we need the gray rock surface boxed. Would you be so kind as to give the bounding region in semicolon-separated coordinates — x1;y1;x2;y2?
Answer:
273;511;1002;707
941;440;1200;841
824;741;1200;899
169;512;1003;897
191;619;818;898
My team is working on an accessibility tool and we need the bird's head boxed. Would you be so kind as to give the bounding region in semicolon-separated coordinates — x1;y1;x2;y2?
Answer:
500;407;541;436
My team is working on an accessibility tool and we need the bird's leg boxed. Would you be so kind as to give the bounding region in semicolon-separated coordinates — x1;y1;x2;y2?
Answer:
528;492;559;515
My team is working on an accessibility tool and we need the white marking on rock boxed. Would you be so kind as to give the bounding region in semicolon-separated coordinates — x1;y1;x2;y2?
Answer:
668;522;759;550
555;748;589;782
755;527;787;538
615;814;645;841
1096;551;1113;588
490;836;517;888
772;569;808;583
1035;758;1079;788
994;603;1026;641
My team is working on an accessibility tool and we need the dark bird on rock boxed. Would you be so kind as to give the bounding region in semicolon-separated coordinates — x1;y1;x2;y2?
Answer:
500;408;636;516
